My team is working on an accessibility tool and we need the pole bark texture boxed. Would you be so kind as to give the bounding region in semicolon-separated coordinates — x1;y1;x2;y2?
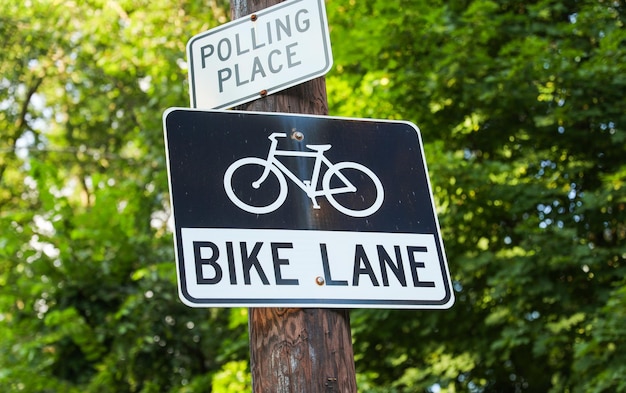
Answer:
229;1;358;392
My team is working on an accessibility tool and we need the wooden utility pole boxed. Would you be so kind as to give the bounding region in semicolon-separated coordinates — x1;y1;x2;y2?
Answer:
230;1;357;392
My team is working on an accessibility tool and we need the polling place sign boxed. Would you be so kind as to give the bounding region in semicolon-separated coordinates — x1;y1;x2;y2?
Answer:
187;0;333;109
163;108;454;309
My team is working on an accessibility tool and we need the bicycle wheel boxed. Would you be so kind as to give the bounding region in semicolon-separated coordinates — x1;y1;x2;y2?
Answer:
322;162;384;217
223;157;288;214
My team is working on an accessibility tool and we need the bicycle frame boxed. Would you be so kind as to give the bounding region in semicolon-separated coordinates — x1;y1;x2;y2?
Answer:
253;133;356;209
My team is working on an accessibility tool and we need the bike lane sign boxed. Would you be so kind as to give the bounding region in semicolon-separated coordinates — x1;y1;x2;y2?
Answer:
163;108;454;309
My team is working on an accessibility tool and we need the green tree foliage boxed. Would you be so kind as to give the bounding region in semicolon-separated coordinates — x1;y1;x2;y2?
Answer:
1;0;624;392
0;1;248;392
328;0;625;391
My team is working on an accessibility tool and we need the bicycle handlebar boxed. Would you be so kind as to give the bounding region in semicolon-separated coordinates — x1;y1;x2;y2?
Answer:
268;132;287;140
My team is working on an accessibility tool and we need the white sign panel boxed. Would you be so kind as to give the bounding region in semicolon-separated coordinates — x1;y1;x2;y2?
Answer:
180;228;450;308
187;0;333;109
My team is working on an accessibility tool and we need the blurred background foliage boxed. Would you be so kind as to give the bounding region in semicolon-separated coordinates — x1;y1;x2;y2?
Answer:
1;0;624;391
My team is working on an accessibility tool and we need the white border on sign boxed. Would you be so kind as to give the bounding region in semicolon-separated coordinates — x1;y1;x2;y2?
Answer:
177;228;454;309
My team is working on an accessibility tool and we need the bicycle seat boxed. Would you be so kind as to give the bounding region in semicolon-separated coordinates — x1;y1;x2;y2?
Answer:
306;144;332;152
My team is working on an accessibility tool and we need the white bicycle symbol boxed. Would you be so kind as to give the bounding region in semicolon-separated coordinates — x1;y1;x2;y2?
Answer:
224;132;384;217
